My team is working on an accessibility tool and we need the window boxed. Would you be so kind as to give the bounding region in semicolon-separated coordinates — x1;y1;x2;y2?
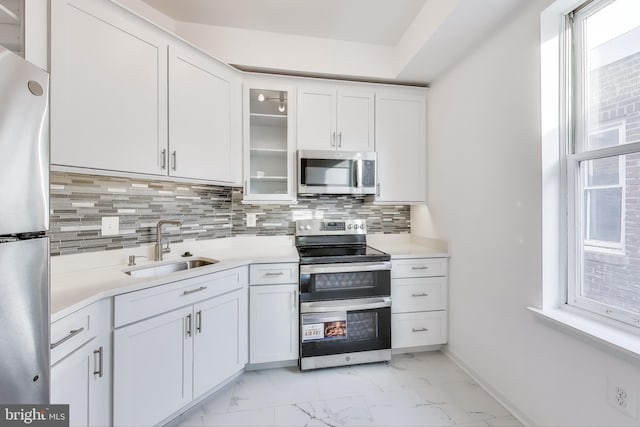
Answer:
566;0;640;327
583;124;624;251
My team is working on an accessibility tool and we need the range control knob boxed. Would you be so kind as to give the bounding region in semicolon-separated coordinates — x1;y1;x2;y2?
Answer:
347;224;352;229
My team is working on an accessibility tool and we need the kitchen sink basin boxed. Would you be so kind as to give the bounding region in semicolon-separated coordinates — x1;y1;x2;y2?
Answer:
124;257;218;279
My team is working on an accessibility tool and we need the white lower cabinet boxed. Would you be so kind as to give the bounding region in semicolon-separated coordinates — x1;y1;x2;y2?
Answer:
113;306;192;427
249;284;298;364
50;299;111;427
391;258;448;350
113;267;248;426
193;290;247;398
249;263;299;364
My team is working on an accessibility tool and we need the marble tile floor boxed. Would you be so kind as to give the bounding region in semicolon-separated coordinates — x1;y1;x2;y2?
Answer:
168;352;523;427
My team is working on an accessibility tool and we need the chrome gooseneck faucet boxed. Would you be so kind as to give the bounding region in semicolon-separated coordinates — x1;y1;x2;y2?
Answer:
155;219;182;261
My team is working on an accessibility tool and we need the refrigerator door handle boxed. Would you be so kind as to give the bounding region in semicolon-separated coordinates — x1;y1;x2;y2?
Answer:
50;327;85;349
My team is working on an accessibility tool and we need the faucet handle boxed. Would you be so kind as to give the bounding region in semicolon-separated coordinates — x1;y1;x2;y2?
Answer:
128;255;146;266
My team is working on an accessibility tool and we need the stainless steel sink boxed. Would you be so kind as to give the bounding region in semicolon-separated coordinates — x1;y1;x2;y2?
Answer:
124;257;218;279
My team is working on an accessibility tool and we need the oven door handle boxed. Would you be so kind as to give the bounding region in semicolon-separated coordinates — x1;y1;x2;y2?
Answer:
300;262;391;275
300;297;391;313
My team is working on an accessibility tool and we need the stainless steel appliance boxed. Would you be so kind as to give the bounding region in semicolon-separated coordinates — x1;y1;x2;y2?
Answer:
0;45;50;404
296;219;391;370
297;150;377;195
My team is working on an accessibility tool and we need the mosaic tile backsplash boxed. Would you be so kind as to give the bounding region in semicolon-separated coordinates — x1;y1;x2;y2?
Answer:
49;172;410;256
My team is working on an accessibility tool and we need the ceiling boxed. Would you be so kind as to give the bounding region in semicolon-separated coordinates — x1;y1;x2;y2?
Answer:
141;0;427;46
139;0;527;85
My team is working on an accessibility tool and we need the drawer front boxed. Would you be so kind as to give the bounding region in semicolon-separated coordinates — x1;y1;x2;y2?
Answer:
391;277;447;313
391;258;447;279
392;311;447;349
250;263;298;285
114;266;248;328
51;298;111;365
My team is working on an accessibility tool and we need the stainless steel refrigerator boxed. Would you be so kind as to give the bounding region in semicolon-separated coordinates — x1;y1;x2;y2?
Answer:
0;45;50;404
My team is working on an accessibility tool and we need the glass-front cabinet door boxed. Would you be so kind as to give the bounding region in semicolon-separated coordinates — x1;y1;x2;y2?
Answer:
243;77;296;203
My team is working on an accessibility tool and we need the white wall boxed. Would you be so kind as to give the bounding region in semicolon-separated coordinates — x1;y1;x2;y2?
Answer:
422;0;640;425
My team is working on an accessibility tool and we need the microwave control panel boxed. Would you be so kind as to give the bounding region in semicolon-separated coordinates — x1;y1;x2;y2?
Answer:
362;160;376;187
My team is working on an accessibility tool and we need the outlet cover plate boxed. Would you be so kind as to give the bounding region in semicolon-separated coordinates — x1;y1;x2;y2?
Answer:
607;377;638;419
246;213;257;228
101;217;120;236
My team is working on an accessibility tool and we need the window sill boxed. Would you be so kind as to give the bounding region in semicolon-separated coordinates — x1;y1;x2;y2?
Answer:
528;306;640;361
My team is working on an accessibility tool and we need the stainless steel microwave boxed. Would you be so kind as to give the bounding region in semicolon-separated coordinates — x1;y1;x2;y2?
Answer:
297;150;377;195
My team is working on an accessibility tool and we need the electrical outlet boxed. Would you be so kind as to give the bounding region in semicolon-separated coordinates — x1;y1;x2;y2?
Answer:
608;377;638;419
101;217;119;236
246;213;257;228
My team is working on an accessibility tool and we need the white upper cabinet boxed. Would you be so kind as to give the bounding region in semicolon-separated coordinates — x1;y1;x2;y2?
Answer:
375;89;427;204
242;76;296;203
168;45;242;184
336;90;375;151
297;84;374;152
50;0;242;185
50;0;167;176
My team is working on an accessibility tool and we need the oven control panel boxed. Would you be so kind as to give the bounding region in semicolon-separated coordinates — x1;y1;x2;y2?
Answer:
296;219;366;235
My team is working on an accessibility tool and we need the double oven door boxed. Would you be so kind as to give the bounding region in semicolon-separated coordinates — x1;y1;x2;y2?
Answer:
298;261;391;369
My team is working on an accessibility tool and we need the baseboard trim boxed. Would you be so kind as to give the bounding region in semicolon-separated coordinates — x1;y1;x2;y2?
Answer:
442;348;537;427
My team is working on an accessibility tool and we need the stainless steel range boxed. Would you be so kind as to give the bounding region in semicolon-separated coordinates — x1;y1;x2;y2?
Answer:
295;219;392;370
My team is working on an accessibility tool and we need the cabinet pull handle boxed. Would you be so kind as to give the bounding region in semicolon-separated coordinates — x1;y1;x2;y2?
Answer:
412;327;429;333
412;266;429;270
412;293;429;297
244;179;248;195
331;131;336;147
50;327;85;349
186;314;192;338
338;132;342;148
182;286;207;296
196;310;202;333
291;290;298;312
161;149;167;170
171;151;177;171
264;272;284;277
376;183;380;197
93;346;104;378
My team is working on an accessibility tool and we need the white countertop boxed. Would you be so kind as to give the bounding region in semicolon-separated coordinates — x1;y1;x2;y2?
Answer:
368;234;449;259
50;234;449;321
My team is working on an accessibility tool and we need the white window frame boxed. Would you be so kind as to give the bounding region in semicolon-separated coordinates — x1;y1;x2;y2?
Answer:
538;0;640;357
545;0;640;330
583;123;625;253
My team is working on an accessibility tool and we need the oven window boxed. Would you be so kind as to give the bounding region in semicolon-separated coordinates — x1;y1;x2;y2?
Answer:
315;271;376;291
347;311;378;341
301;311;378;343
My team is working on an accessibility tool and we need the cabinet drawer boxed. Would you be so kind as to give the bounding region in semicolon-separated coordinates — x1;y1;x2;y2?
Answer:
391;277;447;313
51;299;111;365
391;258;447;278
392;311;447;349
250;263;298;285
114;266;248;328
